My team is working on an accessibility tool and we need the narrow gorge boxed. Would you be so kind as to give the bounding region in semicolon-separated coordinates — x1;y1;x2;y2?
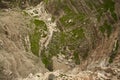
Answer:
0;0;120;80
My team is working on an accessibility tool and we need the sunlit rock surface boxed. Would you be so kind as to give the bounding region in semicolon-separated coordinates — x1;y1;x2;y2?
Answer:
0;0;120;80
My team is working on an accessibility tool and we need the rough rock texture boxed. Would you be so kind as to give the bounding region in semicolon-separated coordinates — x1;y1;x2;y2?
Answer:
0;0;42;9
0;10;47;80
0;0;120;80
18;67;120;80
43;0;120;72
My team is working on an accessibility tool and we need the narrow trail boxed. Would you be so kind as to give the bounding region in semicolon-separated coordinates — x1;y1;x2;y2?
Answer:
25;2;57;50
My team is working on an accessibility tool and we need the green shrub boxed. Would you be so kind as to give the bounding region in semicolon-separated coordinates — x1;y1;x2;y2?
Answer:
72;28;85;39
73;52;80;65
22;11;29;16
60;5;86;28
30;31;40;56
41;50;53;71
99;21;112;37
44;0;49;4
97;0;118;21
33;19;46;28
30;19;47;56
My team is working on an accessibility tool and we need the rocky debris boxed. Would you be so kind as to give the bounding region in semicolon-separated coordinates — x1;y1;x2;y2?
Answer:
25;2;57;52
52;53;76;71
0;10;47;79
48;74;56;80
0;0;42;9
0;0;120;80
18;66;120;80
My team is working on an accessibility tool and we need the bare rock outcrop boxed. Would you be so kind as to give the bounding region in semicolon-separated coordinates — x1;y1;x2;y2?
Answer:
0;10;47;80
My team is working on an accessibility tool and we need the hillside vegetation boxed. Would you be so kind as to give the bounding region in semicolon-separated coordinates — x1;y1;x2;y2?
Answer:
0;0;120;80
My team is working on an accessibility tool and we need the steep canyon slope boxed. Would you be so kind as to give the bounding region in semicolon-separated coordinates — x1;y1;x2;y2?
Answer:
0;0;120;80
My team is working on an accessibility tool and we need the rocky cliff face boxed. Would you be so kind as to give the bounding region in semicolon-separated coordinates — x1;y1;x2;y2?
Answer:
0;9;47;80
0;0;42;9
44;0;120;71
0;0;120;80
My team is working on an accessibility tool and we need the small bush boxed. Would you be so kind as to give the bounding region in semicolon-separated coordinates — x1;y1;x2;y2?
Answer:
73;52;80;65
30;19;47;56
41;51;53;71
99;21;112;37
